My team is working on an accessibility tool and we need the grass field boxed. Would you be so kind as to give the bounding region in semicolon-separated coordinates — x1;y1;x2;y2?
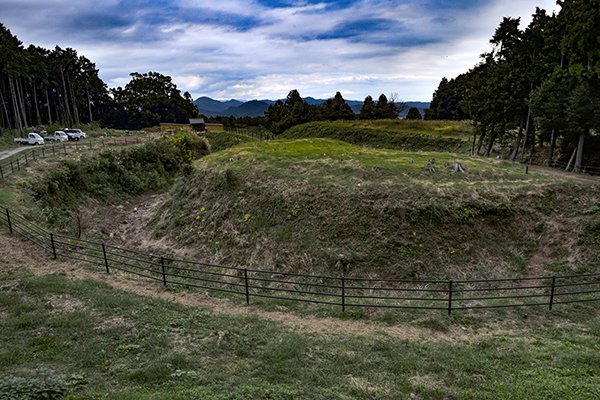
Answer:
1;251;599;400
1;128;599;399
281;120;473;152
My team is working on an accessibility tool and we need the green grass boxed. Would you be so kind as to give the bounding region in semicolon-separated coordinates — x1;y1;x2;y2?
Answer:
1;270;599;399
202;131;259;152
281;120;473;152
151;138;599;280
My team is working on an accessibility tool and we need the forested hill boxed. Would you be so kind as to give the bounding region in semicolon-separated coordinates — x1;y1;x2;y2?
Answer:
428;0;600;172
194;96;429;118
0;23;198;131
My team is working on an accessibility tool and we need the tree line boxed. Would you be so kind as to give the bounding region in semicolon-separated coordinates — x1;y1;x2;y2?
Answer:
428;0;600;172
264;90;403;135
0;23;198;132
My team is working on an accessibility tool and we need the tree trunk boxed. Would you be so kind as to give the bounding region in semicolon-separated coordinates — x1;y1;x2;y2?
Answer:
574;130;586;173
476;128;486;155
485;130;498;157
0;84;12;129
565;147;576;172
86;84;93;122
45;85;52;125
510;115;525;161
8;77;22;130
32;82;41;126
16;78;29;128
520;106;532;162
68;76;79;125
60;68;72;124
549;129;556;165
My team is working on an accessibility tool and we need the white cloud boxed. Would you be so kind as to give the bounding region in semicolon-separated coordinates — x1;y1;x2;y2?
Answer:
0;0;558;102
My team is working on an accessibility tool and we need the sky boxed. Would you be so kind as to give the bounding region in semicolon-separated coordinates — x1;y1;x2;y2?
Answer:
0;0;557;102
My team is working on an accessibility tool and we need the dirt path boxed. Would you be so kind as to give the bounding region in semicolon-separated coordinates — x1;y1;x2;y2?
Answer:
0;146;31;162
0;231;552;343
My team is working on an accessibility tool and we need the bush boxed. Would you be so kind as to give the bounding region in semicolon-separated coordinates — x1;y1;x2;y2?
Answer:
0;374;67;400
31;133;208;207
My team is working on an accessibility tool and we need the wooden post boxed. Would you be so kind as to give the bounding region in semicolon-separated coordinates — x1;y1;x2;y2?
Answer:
50;234;57;259
549;276;556;310
244;268;250;304
448;280;453;316
5;208;12;234
102;243;110;273
341;276;346;312
160;257;167;286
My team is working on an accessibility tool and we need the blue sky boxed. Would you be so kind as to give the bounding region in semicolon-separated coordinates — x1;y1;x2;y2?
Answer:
0;0;557;101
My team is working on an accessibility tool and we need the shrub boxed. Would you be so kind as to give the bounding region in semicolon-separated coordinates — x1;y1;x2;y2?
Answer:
31;133;207;207
0;374;67;400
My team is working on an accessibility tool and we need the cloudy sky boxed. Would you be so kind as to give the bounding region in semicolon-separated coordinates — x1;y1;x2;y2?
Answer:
1;0;557;102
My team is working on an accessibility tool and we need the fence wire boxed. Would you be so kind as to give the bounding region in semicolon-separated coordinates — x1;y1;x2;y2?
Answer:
1;207;599;314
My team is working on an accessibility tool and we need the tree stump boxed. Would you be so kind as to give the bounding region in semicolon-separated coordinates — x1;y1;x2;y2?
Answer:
452;161;465;173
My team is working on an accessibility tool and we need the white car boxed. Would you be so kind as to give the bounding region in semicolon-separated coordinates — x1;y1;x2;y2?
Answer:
64;128;87;139
45;131;69;142
14;133;44;145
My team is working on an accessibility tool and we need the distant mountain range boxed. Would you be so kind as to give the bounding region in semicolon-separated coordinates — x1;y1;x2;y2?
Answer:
193;96;430;118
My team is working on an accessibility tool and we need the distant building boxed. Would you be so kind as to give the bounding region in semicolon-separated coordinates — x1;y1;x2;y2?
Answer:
189;118;206;132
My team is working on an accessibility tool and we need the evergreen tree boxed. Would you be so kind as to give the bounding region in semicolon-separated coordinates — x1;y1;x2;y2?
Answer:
373;94;398;119
359;95;375;119
405;107;422;120
321;91;354;121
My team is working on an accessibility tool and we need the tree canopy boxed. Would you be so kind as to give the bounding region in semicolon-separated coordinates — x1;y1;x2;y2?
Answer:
427;1;600;171
0;24;199;131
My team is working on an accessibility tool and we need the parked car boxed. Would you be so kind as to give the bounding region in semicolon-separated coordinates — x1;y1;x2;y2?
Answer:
45;131;69;142
63;128;86;140
14;133;44;145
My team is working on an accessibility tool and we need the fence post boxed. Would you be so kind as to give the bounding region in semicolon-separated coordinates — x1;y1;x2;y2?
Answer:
42;147;45;158
50;233;57;259
63;143;66;154
549;276;556;310
102;243;110;273
5;208;12;234
32;149;36;161
244;268;250;304
341;276;346;312
89;140;92;149
448;280;453;316
0;165;3;179
52;145;55;156
10;160;14;173
24;153;28;164
16;159;20;170
160;256;167;286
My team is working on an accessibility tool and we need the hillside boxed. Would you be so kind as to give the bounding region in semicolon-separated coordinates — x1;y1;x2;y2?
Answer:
281;120;473;152
149;138;600;280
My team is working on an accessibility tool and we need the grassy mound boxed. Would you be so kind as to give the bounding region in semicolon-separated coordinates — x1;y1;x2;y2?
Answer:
202;131;258;152
281;120;473;152
153;138;600;279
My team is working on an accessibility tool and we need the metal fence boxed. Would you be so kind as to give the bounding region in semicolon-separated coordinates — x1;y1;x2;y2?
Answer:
0;137;147;180
225;127;274;141
2;207;599;315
